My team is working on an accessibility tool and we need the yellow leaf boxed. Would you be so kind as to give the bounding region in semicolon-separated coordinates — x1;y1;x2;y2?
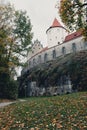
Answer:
19;123;24;128
56;123;63;128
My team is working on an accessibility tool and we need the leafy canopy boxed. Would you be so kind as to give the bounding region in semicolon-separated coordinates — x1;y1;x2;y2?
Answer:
0;3;33;99
59;0;87;40
0;3;33;76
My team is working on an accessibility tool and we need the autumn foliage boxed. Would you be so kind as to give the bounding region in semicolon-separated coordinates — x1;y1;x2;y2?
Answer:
0;92;87;129
59;0;87;40
0;3;33;99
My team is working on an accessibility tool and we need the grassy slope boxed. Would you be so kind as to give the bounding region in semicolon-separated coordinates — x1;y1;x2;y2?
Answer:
0;92;87;130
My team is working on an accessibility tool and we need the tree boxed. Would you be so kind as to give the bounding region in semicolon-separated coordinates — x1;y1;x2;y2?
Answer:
0;3;33;75
14;10;33;57
58;0;87;40
0;3;33;98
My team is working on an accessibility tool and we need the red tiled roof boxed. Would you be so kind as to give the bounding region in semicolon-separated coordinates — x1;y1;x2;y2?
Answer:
51;18;63;27
46;18;66;33
64;31;82;42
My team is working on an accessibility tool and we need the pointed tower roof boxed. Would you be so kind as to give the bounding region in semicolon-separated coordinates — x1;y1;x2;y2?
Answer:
46;18;65;33
51;18;63;27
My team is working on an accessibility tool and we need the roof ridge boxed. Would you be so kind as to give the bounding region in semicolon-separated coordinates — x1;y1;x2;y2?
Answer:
64;31;82;42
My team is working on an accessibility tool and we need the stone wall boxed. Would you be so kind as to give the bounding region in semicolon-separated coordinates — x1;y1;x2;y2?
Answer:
19;50;87;97
27;36;85;70
26;75;72;97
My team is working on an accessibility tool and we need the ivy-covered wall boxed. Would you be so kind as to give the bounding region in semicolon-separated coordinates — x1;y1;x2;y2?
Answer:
18;50;87;97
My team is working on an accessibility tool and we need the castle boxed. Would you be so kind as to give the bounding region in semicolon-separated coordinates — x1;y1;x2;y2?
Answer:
19;0;87;96
20;17;87;96
22;18;86;74
26;0;87;70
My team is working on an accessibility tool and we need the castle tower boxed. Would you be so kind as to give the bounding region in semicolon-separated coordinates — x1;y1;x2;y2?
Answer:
46;18;68;48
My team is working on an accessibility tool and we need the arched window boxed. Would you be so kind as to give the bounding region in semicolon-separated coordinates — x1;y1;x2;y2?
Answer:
72;43;76;52
84;41;87;49
44;53;48;62
33;58;36;65
38;55;41;63
62;47;66;55
29;61;31;66
53;50;56;59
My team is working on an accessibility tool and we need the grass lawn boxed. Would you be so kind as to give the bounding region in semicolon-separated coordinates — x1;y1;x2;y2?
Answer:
0;92;87;130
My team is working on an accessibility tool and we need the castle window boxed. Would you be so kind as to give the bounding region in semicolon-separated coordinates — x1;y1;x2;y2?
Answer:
29;61;31;66
32;51;34;53
84;41;87;49
62;47;66;55
49;30;51;33
44;53;48;62
52;50;56;59
72;43;76;52
38;55;41;63
33;58;36;65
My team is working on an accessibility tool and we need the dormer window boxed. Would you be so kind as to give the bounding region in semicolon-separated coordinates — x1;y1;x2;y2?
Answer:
74;34;77;37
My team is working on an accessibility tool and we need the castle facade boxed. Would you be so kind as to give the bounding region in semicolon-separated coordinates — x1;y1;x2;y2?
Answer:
19;0;87;96
22;18;86;74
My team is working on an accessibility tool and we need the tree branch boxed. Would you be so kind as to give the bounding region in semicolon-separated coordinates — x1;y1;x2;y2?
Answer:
74;3;87;8
81;3;87;7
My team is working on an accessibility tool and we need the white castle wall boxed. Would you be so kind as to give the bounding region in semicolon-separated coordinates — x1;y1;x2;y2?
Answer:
27;39;43;60
21;16;87;75
27;36;86;70
46;27;68;48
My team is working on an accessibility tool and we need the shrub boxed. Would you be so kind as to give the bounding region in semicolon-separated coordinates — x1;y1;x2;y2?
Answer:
6;79;18;99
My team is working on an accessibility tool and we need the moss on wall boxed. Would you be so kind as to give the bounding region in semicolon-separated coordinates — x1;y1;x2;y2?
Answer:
19;50;87;97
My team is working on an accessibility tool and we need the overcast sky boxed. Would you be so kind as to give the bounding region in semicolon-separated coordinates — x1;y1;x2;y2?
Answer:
9;0;61;47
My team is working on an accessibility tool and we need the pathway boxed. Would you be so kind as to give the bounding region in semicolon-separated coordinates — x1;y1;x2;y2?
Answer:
0;99;26;108
0;102;14;108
